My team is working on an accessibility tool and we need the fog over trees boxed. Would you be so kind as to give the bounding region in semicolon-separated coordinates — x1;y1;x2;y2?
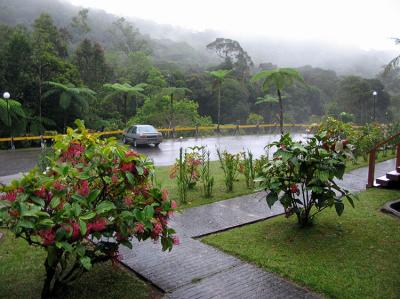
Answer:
0;0;399;137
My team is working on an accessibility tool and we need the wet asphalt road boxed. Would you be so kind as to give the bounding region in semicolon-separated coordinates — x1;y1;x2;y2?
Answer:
0;133;308;177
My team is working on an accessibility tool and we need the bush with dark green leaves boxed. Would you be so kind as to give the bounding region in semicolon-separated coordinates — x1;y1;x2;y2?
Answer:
258;132;355;227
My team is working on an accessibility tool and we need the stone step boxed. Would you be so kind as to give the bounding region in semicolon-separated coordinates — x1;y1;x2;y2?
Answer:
376;176;391;187
386;170;400;181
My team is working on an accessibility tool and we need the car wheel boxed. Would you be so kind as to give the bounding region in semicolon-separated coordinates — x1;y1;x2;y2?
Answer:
122;137;127;144
154;143;160;147
133;139;137;147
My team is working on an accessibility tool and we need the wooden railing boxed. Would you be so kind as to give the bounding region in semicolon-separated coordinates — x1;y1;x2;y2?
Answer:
367;132;400;188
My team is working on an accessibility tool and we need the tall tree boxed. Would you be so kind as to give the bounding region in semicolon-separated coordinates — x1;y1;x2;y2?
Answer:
70;8;91;40
251;68;305;134
110;18;150;56
103;83;147;126
3;26;33;101
208;70;232;127
43;82;96;131
207;38;253;82
31;14;75;127
74;39;111;90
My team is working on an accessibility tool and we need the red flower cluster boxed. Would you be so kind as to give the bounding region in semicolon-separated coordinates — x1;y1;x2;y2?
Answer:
111;175;119;184
171;200;177;209
152;222;163;235
290;184;299;193
134;222;145;234
1;190;17;202
120;162;134;172
39;229;56;245
88;218;107;233
123;196;133;207
65;221;81;240
125;149;139;158
53;180;66;191
172;235;180;245
77;180;90;197
161;189;168;201
34;186;53;202
60;142;85;162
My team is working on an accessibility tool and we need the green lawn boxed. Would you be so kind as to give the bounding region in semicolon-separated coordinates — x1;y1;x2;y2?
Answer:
0;229;155;299
154;161;254;209
203;188;400;299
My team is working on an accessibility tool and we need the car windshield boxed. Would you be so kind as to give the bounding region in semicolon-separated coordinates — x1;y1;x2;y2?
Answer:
137;125;158;133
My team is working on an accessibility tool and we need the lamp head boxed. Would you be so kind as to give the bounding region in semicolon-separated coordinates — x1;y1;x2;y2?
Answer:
372;91;378;96
3;92;10;99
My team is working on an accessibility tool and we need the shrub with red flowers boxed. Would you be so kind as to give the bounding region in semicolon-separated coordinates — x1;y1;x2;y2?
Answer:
170;146;202;190
258;132;356;227
0;120;177;298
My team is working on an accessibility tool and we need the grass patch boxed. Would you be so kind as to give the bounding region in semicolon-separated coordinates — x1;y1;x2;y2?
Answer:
0;229;154;299
154;161;254;209
202;188;400;298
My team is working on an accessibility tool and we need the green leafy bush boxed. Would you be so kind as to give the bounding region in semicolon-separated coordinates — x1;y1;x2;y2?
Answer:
258;133;355;227
199;147;214;198
217;149;240;192
239;150;256;189
0;120;178;297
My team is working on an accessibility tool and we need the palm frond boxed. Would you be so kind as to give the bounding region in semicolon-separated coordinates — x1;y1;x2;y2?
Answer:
384;55;400;76
44;81;68;91
42;89;60;99
256;95;279;105
208;69;232;79
59;93;72;110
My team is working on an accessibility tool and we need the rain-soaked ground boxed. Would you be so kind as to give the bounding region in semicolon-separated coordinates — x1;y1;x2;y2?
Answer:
0;133;309;177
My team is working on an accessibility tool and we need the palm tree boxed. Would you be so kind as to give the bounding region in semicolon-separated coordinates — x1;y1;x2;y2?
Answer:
208;69;231;127
251;68;305;134
103;82;147;126
43;81;96;132
0;98;26;138
384;38;400;75
161;87;191;131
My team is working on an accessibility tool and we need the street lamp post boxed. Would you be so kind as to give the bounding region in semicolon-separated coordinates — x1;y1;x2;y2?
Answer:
3;92;15;150
372;91;378;122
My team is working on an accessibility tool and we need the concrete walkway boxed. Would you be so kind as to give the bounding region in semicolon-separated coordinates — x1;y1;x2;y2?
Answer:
119;159;397;299
0;159;396;298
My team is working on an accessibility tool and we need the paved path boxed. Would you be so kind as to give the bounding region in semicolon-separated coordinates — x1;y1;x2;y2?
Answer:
0;159;396;298
119;159;397;299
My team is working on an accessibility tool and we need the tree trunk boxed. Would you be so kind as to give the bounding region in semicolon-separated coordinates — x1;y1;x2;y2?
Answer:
277;89;284;135
124;94;127;126
217;85;221;128
41;262;56;299
39;66;43;132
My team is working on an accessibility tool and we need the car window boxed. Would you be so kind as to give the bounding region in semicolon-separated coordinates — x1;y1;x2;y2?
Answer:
137;125;157;133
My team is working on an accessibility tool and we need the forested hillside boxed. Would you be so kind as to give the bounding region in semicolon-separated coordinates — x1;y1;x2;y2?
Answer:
0;0;399;138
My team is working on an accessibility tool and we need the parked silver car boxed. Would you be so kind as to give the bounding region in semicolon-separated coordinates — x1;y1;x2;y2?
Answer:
123;125;163;147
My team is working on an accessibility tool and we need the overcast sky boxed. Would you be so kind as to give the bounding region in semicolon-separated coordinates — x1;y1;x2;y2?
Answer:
68;0;400;51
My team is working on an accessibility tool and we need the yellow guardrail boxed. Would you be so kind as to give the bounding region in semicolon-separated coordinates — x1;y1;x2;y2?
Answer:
0;123;313;143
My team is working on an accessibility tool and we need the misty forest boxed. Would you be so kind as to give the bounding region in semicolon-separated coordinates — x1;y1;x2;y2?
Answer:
0;0;399;139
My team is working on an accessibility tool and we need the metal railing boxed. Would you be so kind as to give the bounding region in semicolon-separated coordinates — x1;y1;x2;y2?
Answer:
0;123;312;143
